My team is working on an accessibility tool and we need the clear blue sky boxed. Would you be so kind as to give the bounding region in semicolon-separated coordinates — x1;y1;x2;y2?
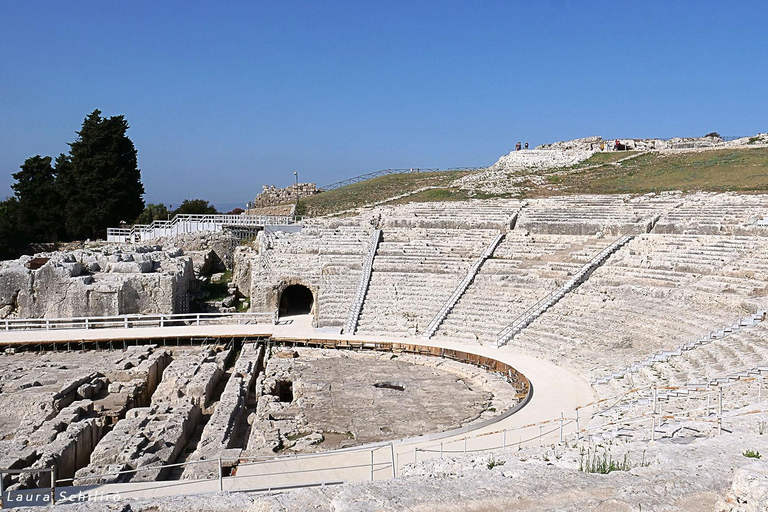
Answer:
1;1;766;211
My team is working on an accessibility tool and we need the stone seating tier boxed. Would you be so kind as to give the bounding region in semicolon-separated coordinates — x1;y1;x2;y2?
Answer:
355;273;464;336
590;324;768;424
509;281;752;377
372;200;523;229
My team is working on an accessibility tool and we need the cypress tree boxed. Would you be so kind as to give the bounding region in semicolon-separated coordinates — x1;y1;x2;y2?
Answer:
58;110;145;239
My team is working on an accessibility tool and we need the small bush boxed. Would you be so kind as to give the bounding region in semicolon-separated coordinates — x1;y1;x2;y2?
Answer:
743;450;762;459
486;455;506;470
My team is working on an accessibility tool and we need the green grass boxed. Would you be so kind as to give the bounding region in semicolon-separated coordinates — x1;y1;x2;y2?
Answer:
579;449;649;474
743;449;762;459
558;148;768;195
298;170;471;216
205;270;233;302
288;147;768;218
486;455;505;469
576;151;639;167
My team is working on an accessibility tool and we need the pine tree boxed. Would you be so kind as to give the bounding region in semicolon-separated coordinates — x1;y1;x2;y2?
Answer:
58;110;145;239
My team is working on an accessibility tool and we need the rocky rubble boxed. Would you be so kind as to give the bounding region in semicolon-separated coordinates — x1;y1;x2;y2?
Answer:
0;346;173;492
73;346;229;484
153;231;237;277
452;148;593;195
20;406;768;511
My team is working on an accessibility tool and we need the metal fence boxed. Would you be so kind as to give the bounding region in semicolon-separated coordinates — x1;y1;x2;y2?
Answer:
107;214;298;243
2;364;765;505
1;311;273;333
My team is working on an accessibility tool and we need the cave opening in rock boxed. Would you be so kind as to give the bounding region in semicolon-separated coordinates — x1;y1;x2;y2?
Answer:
275;380;294;402
279;284;314;315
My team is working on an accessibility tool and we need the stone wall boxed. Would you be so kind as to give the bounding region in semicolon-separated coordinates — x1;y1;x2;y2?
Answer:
247;224;369;327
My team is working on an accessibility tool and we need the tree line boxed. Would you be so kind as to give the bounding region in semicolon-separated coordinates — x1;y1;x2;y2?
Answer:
1;110;234;259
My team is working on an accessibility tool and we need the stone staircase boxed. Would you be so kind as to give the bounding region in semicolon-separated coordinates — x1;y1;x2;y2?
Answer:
495;234;635;347
591;310;768;386
421;232;506;339
343;229;381;334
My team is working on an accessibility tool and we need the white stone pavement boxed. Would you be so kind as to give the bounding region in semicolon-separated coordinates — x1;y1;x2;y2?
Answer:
0;317;595;502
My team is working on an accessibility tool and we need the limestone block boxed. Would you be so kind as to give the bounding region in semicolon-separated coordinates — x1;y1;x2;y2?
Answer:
106;261;153;273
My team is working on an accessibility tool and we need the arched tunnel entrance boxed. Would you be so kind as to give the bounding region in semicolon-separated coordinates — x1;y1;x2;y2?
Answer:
279;284;314;316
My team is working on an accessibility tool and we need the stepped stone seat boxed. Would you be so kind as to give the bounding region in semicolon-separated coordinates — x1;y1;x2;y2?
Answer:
434;234;611;343
355;227;499;337
514;195;675;235
653;194;768;235
372;199;523;229
510;277;751;376
594;323;768;416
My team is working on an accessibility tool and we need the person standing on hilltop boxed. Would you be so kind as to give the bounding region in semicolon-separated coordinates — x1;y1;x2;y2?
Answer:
525;141;529;149
516;142;522;151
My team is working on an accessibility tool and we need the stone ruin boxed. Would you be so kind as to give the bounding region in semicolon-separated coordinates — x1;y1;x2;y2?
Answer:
248;182;319;209
0;345;170;490
0;231;245;320
0;340;516;493
6;191;768;509
0;245;193;319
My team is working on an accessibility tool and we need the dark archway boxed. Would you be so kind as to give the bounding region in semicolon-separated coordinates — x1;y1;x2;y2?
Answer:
279;284;314;316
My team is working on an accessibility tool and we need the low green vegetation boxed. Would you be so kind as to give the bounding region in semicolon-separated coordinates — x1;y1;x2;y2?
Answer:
283;147;768;219
205;270;234;302
579;449;649;474
560;148;768;195
486;455;505;469
576;151;639;167
743;449;762;459
236;296;250;312
298;170;472;216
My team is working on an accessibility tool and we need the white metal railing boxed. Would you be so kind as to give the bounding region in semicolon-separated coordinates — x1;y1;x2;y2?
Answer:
107;214;300;243
4;353;765;502
496;234;634;347
1;312;273;332
422;232;505;339
343;229;381;334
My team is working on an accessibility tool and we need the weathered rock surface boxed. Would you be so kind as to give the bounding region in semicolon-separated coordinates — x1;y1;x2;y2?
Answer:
181;343;264;480
73;346;228;485
243;348;515;457
0;245;193;319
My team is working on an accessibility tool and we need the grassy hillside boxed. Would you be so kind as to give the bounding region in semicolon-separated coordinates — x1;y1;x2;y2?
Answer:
298;170;471;216
292;147;768;217
553;147;768;195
